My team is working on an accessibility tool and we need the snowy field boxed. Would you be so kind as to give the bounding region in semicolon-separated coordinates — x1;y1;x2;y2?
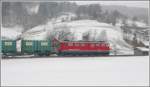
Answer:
1;56;149;86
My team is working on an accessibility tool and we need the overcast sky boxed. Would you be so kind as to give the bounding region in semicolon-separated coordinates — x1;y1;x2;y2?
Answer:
70;1;149;8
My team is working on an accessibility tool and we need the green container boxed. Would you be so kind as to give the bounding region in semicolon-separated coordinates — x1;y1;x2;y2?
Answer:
37;40;51;55
21;40;37;54
0;40;2;54
21;40;52;55
2;40;17;54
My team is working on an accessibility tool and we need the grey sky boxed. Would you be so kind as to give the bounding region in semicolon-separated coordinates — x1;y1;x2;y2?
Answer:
70;1;149;8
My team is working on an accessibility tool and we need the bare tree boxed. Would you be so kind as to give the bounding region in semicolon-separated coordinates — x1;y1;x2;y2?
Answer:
53;24;75;41
82;31;90;41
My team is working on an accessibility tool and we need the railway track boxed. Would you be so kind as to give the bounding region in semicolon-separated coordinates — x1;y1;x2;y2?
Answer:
2;54;144;59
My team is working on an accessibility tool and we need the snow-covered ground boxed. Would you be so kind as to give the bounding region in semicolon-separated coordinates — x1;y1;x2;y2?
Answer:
1;56;149;86
1;26;23;40
126;19;147;28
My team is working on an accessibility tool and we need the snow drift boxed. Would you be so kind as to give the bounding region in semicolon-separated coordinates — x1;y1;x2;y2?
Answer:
126;19;147;28
1;26;23;40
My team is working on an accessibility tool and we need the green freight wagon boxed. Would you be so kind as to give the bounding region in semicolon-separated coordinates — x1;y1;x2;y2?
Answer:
21;40;37;54
2;40;17;55
21;40;52;56
0;40;2;55
37;40;52;56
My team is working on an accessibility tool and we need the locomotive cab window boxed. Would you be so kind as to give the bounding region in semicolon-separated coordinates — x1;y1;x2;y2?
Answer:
81;43;85;46
101;43;105;47
91;44;95;47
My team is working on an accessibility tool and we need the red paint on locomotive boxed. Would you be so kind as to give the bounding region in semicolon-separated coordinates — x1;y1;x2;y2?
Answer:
58;41;111;52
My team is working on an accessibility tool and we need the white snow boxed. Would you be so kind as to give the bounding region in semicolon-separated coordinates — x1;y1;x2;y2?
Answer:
142;41;149;47
16;40;22;52
22;22;53;40
1;26;23;40
1;56;149;86
135;21;147;27
136;47;149;51
126;19;147;28
55;19;113;28
54;12;77;23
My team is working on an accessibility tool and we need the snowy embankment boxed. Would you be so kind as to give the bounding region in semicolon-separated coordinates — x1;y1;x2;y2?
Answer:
54;20;134;55
1;56;149;86
126;19;147;28
1;26;23;40
22;22;53;40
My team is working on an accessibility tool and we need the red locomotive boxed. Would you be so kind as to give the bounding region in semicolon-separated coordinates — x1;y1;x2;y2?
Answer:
53;39;111;56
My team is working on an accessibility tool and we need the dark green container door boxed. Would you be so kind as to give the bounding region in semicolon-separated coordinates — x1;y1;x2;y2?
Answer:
0;40;1;53
21;40;37;54
37;40;51;55
21;40;52;55
2;40;16;53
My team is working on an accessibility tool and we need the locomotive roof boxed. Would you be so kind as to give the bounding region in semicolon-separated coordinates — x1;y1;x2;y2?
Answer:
60;40;107;43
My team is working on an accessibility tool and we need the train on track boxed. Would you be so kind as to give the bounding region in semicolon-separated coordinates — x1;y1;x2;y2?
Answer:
1;39;111;57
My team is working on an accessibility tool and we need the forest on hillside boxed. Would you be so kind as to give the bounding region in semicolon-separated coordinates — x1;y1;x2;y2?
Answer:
2;2;148;31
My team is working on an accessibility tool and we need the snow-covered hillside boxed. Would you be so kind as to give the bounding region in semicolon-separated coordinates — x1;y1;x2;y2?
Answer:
54;12;77;23
22;21;53;40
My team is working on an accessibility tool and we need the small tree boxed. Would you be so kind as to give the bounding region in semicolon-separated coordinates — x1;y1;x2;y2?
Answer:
133;33;138;48
88;4;102;20
82;31;90;41
53;24;75;41
132;16;138;21
132;16;138;27
110;10;121;26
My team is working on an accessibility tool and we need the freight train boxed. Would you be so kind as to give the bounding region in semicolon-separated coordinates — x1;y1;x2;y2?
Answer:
1;39;111;57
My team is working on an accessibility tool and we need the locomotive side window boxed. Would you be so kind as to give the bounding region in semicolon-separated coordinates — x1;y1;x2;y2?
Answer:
75;43;79;46
63;43;67;46
100;43;105;47
68;43;73;46
101;43;103;46
91;44;95;47
81;43;85;46
96;43;99;47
